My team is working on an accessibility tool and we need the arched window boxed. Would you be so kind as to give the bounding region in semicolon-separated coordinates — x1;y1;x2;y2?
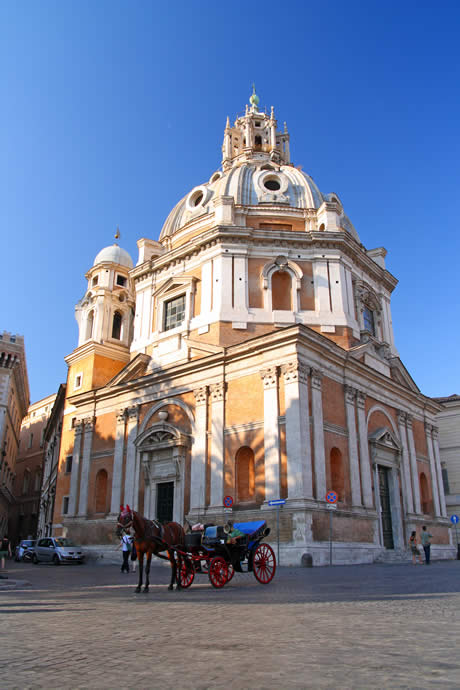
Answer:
112;311;122;340
272;270;292;310
236;446;255;503
330;448;344;501
95;469;108;513
420;472;431;514
85;310;94;341
254;135;262;149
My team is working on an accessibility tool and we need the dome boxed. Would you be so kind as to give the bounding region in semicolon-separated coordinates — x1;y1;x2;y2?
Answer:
159;162;360;243
93;244;133;269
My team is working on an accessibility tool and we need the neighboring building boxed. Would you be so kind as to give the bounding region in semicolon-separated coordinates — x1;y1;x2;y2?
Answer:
37;385;66;538
0;332;29;538
432;394;460;524
52;91;453;564
11;394;56;543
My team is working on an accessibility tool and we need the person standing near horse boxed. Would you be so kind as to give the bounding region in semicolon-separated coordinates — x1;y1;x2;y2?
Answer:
119;531;132;573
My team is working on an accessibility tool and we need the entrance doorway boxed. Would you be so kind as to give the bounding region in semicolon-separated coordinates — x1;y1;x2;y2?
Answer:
378;466;394;549
157;482;174;523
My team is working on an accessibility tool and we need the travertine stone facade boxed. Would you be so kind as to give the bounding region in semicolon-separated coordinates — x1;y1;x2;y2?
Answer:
52;92;453;564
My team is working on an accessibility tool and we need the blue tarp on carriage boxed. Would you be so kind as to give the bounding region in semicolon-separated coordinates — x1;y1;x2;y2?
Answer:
233;521;266;536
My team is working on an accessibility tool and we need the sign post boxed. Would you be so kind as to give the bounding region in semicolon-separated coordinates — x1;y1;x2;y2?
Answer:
451;515;459;555
268;499;286;565
325;491;338;566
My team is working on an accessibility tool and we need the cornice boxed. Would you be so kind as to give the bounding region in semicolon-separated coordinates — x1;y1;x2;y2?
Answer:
64;341;131;367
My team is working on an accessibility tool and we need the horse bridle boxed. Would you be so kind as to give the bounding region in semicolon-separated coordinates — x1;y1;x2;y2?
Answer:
117;505;133;531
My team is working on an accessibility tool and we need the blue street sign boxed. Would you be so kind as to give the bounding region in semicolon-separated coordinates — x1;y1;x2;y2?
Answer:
268;499;286;506
451;515;459;524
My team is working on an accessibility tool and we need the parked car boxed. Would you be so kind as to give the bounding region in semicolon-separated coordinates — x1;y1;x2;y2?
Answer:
14;539;36;562
32;537;85;565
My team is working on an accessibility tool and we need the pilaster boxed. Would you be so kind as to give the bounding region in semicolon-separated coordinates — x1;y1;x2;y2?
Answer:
406;415;421;514
356;391;373;508
397;411;414;514
123;406;139;509
110;409;127;514
78;417;96;516
189;387;208;514
432;426;447;517
311;368;326;501
67;421;83;516
209;382;225;509
344;385;362;507
261;367;281;501
425;423;441;517
282;362;313;499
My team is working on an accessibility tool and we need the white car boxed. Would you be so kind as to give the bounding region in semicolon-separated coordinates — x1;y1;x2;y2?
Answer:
32;537;85;565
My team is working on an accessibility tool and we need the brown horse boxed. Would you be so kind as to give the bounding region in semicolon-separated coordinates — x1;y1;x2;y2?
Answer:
116;505;185;593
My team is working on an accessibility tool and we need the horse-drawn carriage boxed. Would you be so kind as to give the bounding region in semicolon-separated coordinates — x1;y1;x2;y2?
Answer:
177;520;276;588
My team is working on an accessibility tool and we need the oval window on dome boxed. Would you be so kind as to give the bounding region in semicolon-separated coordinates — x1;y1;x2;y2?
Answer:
192;191;203;206
264;177;281;192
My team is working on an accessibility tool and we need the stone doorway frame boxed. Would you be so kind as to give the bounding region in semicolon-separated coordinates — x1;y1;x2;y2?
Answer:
134;423;191;524
369;427;405;550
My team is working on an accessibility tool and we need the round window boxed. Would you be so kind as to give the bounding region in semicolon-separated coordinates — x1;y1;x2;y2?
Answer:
192;192;203;206
264;177;281;192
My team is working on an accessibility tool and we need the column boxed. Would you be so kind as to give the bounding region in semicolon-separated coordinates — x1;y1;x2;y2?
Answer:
397;411;414;514
356;391;373;508
261;367;281;501
209;382;225;508
311;368;326;501
344;385;362;507
123;406;139;509
141;454;151;519
190;387;207;513
406;415;421;514
425;423;441;517
67;421;83;516
110;409;126;514
282;362;313;499
312;260;331;313
78;417;96;516
432;427;447;517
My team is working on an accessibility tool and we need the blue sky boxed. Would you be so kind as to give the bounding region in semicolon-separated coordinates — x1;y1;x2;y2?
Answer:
1;1;459;403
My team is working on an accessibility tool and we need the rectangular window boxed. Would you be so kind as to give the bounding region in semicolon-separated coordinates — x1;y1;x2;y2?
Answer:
363;307;375;335
116;275;127;287
62;496;69;515
92;275;99;286
442;467;450;495
65;456;73;474
28;433;33;449
164;294;186;331
71;417;77;429
74;374;82;390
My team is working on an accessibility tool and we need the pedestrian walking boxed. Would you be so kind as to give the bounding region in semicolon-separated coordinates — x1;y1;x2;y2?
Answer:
0;534;12;569
118;532;132;573
421;525;433;564
409;530;423;565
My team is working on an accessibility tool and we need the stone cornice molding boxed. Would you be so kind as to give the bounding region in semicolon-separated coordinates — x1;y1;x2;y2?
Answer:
260;366;278;389
193;386;208;406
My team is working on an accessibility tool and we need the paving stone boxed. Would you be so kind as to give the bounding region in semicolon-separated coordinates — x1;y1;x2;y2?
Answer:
1;560;459;688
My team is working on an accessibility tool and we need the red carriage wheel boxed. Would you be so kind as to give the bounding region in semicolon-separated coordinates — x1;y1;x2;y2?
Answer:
179;559;195;588
252;543;276;584
226;563;235;582
208;557;228;588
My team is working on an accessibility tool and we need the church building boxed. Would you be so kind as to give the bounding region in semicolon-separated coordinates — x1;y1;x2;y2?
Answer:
52;91;453;564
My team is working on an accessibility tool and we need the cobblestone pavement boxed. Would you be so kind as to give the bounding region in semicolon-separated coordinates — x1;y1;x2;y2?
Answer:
1;558;460;689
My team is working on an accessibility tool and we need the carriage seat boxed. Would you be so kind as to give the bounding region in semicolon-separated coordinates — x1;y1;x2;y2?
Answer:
202;525;226;546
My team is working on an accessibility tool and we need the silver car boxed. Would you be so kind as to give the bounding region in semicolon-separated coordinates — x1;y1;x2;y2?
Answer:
15;539;36;561
32;537;85;565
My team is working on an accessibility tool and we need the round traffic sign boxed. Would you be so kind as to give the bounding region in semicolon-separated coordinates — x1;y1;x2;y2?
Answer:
451;514;459;524
326;491;338;504
223;495;233;508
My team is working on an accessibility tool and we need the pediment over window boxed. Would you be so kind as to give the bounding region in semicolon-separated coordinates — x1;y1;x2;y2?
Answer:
369;427;401;451
105;353;151;387
153;275;197;300
135;422;191;450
